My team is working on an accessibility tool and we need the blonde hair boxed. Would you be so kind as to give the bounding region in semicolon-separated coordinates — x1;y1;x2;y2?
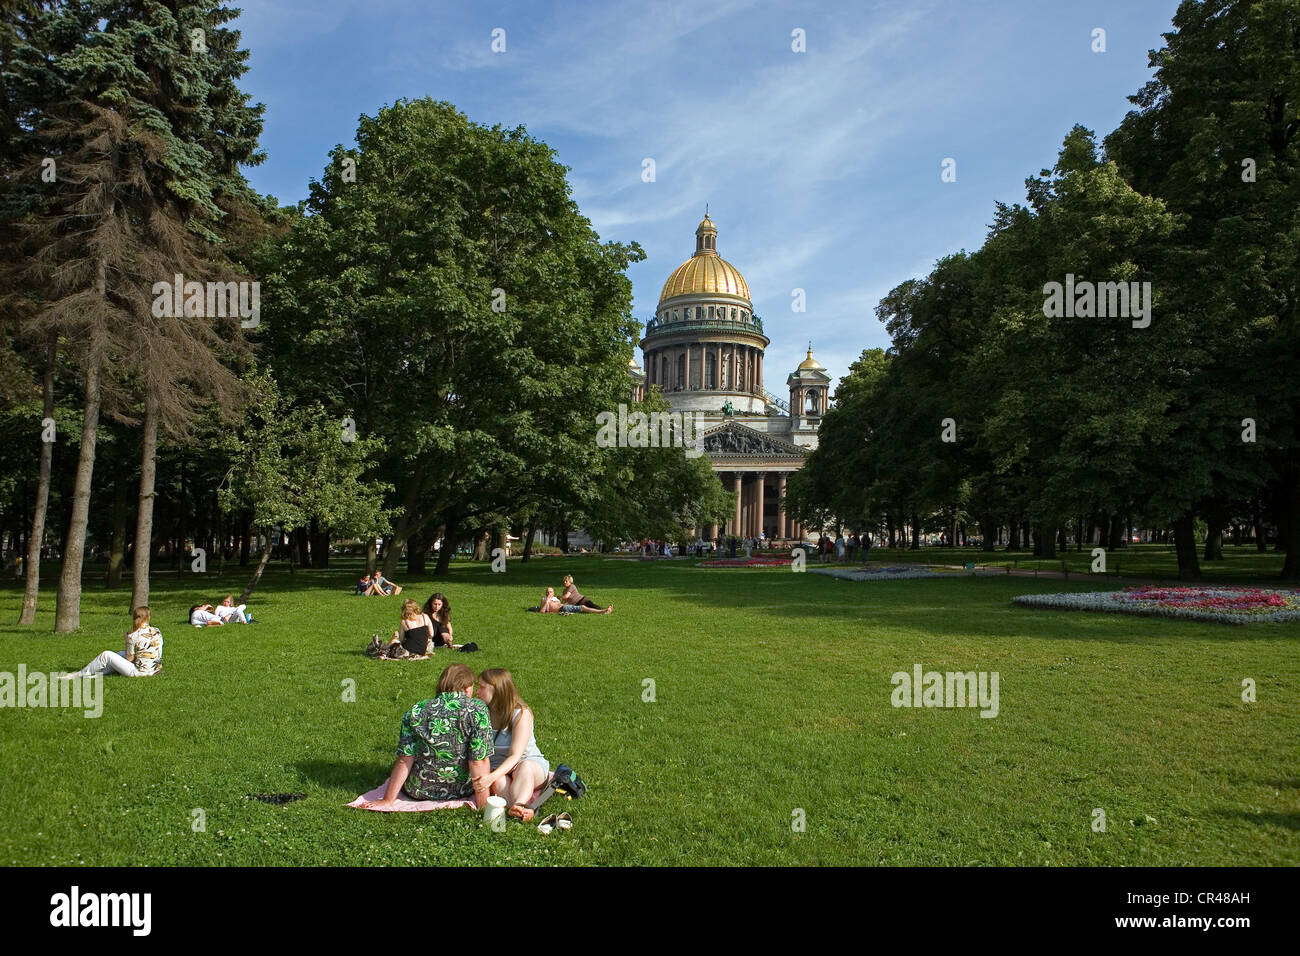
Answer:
477;668;527;734
401;598;421;620
132;606;151;629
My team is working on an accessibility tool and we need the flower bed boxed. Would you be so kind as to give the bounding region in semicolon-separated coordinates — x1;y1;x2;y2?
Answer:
1012;585;1300;624
810;564;996;581
698;556;792;567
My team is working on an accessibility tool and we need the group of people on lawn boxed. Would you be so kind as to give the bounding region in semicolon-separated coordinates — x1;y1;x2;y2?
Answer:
60;569;578;821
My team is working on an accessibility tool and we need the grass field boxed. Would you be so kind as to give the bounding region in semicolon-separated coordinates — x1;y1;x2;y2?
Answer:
1;551;1297;866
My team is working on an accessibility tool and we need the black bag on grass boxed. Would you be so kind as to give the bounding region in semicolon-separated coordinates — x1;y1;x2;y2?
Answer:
552;764;586;799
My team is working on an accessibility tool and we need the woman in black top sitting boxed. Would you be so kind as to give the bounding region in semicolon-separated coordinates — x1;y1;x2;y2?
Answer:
386;599;436;657
421;592;454;648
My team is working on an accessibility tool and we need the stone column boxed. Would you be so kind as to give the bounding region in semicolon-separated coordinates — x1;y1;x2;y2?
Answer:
778;473;787;539
756;472;766;539
732;473;742;535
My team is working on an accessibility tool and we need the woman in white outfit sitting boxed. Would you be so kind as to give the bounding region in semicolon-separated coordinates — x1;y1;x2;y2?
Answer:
214;594;250;624
63;606;163;678
473;668;549;821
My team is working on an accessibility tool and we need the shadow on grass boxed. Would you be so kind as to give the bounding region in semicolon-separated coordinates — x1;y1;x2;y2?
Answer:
1215;809;1300;831
297;758;391;794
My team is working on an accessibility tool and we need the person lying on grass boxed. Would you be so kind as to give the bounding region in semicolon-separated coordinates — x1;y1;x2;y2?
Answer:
473;668;549;822
189;603;224;626
214;594;251;624
561;574;613;613
538;584;609;614
532;587;563;613
420;592;454;648
62;606;162;679
361;663;494;810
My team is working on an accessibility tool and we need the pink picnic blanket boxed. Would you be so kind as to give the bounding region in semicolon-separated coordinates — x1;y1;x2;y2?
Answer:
349;776;552;812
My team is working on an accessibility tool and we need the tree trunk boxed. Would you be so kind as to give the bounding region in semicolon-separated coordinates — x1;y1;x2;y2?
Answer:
106;477;128;589
55;346;104;633
886;513;896;549
1202;502;1226;562
1035;524;1056;559
1006;517;1018;552
238;532;273;604
1107;516;1124;552
1253;497;1267;552
239;509;251;565
310;518;330;569
434;515;459;577
521;514;538;563
130;392;159;609
910;512;920;550
1280;453;1300;580
19;333;56;625
556;513;569;554
406;525;430;575
365;535;378;575
1172;513;1202;580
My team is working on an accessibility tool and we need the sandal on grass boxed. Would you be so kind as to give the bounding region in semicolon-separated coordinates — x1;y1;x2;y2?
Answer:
536;813;558;835
556;812;573;831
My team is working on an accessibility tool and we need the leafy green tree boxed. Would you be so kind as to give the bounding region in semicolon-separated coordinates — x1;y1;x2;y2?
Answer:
254;98;642;577
215;372;391;602
1106;0;1300;578
2;0;266;629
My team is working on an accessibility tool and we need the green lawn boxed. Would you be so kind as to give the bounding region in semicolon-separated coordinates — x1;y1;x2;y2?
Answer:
1;555;1296;866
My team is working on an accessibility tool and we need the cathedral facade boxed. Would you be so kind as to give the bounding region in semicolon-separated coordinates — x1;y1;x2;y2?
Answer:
633;213;831;541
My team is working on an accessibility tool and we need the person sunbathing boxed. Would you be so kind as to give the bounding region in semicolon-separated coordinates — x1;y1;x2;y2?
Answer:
561;575;612;613
214;594;251;624
361;663;494;809
62;606;162;679
535;587;564;613
473;668;549;822
189;603;224;626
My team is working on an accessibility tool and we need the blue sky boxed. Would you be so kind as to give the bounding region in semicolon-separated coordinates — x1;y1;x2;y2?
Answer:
232;0;1183;388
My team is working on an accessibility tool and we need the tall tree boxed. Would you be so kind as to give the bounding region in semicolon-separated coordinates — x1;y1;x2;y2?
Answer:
4;1;267;628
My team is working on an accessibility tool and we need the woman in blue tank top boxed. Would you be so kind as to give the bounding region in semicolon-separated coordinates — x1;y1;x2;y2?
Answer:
473;668;549;820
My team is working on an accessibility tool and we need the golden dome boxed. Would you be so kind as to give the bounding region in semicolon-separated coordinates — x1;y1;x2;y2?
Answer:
659;213;749;303
659;255;750;302
797;345;824;371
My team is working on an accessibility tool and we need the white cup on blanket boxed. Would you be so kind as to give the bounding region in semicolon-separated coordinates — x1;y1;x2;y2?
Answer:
483;795;507;829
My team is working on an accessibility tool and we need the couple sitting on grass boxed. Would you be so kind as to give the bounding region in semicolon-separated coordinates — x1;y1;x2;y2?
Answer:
357;571;401;596
190;594;253;626
367;593;471;658
535;574;612;614
363;664;550;822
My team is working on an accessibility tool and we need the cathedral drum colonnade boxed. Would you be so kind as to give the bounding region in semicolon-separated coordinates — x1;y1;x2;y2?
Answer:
634;213;832;542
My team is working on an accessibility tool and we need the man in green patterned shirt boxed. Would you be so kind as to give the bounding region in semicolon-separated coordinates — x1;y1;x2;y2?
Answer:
362;663;495;808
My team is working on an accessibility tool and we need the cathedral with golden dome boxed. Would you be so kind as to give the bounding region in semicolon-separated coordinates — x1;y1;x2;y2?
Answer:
631;212;832;541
